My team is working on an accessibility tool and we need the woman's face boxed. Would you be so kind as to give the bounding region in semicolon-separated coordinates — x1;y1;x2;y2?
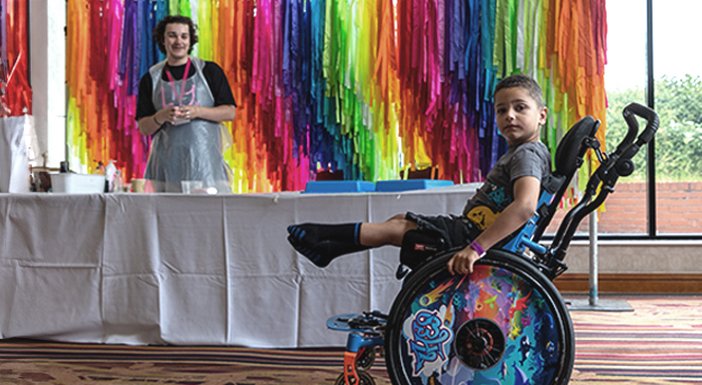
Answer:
163;23;190;64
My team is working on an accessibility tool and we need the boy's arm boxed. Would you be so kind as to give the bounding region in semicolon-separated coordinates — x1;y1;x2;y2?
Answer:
447;175;541;275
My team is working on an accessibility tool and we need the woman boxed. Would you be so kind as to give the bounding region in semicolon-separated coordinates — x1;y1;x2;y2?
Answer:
136;15;236;193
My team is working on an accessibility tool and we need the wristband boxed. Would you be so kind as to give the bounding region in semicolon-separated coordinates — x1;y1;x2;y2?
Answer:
469;240;486;257
153;115;162;126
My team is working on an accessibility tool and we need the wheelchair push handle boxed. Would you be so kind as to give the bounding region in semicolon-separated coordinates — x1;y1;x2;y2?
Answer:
546;103;659;271
615;102;659;156
587;103;659;205
607;103;658;178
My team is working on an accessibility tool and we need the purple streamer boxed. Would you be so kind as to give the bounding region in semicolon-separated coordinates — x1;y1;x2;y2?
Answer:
0;0;7;74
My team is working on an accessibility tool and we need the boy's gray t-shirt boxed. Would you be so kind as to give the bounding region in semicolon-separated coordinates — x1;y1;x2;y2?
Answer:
462;141;551;230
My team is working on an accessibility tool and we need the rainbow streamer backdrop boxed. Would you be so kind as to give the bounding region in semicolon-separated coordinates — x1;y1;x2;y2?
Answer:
66;0;607;193
0;0;31;117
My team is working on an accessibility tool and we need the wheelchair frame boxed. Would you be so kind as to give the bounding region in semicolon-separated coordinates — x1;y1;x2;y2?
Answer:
327;103;659;385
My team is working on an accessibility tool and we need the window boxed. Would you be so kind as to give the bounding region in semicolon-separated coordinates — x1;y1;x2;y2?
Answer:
597;0;648;235
652;0;702;235
546;0;702;238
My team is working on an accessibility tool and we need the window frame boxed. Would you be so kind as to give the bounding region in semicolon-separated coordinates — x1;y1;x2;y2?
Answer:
553;0;702;242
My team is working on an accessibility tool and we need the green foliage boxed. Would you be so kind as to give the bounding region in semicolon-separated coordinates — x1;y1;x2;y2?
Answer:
605;75;702;181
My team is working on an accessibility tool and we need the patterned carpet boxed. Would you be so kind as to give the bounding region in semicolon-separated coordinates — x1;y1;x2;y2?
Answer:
0;296;700;385
569;296;702;384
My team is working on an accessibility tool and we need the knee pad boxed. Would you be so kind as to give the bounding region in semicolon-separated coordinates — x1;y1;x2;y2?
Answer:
399;229;448;271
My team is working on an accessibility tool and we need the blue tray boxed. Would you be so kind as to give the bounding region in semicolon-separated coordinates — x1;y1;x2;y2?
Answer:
304;181;376;193
374;179;454;192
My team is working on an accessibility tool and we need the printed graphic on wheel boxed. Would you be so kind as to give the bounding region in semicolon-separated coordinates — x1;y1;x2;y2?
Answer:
394;264;564;385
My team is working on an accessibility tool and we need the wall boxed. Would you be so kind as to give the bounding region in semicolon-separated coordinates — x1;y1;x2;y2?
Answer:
602;181;702;233
546;181;702;235
547;181;702;292
566;241;702;274
29;0;66;167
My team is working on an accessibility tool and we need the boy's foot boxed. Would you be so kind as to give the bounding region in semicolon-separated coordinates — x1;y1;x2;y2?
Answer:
287;224;332;267
287;224;369;268
287;224;317;245
286;234;337;267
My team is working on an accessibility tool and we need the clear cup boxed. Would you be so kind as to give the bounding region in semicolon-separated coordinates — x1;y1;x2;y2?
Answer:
180;180;203;194
131;178;146;193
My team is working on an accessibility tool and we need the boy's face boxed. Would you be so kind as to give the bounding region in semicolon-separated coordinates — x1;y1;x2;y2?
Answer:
494;87;547;146
163;23;191;63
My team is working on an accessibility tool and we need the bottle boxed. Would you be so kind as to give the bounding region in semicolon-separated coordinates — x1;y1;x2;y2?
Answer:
104;160;117;192
114;169;124;192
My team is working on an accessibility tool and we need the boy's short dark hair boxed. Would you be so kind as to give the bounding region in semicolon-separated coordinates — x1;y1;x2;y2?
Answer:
494;74;545;107
153;15;199;55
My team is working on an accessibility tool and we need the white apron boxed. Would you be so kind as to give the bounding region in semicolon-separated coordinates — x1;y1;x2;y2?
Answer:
144;57;231;193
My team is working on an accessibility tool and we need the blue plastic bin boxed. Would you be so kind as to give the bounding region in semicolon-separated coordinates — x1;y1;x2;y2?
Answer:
374;179;454;192
304;181;376;193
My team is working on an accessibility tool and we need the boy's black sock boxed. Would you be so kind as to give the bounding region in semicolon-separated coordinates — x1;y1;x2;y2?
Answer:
287;223;367;267
287;223;361;246
288;235;369;267
287;237;370;268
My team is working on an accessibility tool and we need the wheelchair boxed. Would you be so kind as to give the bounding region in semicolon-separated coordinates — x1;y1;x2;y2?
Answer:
326;103;659;385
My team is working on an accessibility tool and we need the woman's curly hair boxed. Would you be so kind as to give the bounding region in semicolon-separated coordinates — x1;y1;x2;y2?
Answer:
153;15;199;55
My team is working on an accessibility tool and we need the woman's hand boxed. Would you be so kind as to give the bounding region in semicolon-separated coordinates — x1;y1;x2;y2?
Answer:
153;106;182;125
176;105;200;120
447;246;482;275
163;105;235;124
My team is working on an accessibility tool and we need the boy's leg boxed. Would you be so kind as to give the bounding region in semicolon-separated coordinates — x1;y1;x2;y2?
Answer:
287;214;416;267
359;214;417;247
397;213;481;271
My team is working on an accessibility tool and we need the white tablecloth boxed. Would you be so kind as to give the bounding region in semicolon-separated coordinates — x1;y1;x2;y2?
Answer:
0;185;477;347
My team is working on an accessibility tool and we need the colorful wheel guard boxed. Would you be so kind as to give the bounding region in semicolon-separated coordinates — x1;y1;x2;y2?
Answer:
396;265;562;385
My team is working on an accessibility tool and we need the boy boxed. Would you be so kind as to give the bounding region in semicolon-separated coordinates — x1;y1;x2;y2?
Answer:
288;74;550;275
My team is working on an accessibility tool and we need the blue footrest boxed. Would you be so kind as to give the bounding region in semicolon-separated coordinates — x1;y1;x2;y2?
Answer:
327;312;388;333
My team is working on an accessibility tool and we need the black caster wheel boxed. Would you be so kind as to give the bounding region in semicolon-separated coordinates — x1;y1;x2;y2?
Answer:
385;250;574;385
334;371;377;385
356;346;377;371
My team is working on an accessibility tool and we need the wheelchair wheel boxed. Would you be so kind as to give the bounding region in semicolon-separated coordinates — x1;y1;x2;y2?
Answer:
384;250;574;385
334;371;376;385
356;346;377;371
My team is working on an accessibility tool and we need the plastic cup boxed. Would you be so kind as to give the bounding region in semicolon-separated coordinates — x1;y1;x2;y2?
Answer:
181;180;203;194
131;178;146;193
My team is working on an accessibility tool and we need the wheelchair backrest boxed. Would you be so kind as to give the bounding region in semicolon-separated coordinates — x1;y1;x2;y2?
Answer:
532;116;600;241
498;103;659;280
500;116;600;254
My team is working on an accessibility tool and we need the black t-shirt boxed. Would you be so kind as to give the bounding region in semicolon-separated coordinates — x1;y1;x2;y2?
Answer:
136;60;237;120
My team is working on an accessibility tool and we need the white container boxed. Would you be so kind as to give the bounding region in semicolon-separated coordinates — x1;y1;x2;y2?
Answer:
50;173;106;193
